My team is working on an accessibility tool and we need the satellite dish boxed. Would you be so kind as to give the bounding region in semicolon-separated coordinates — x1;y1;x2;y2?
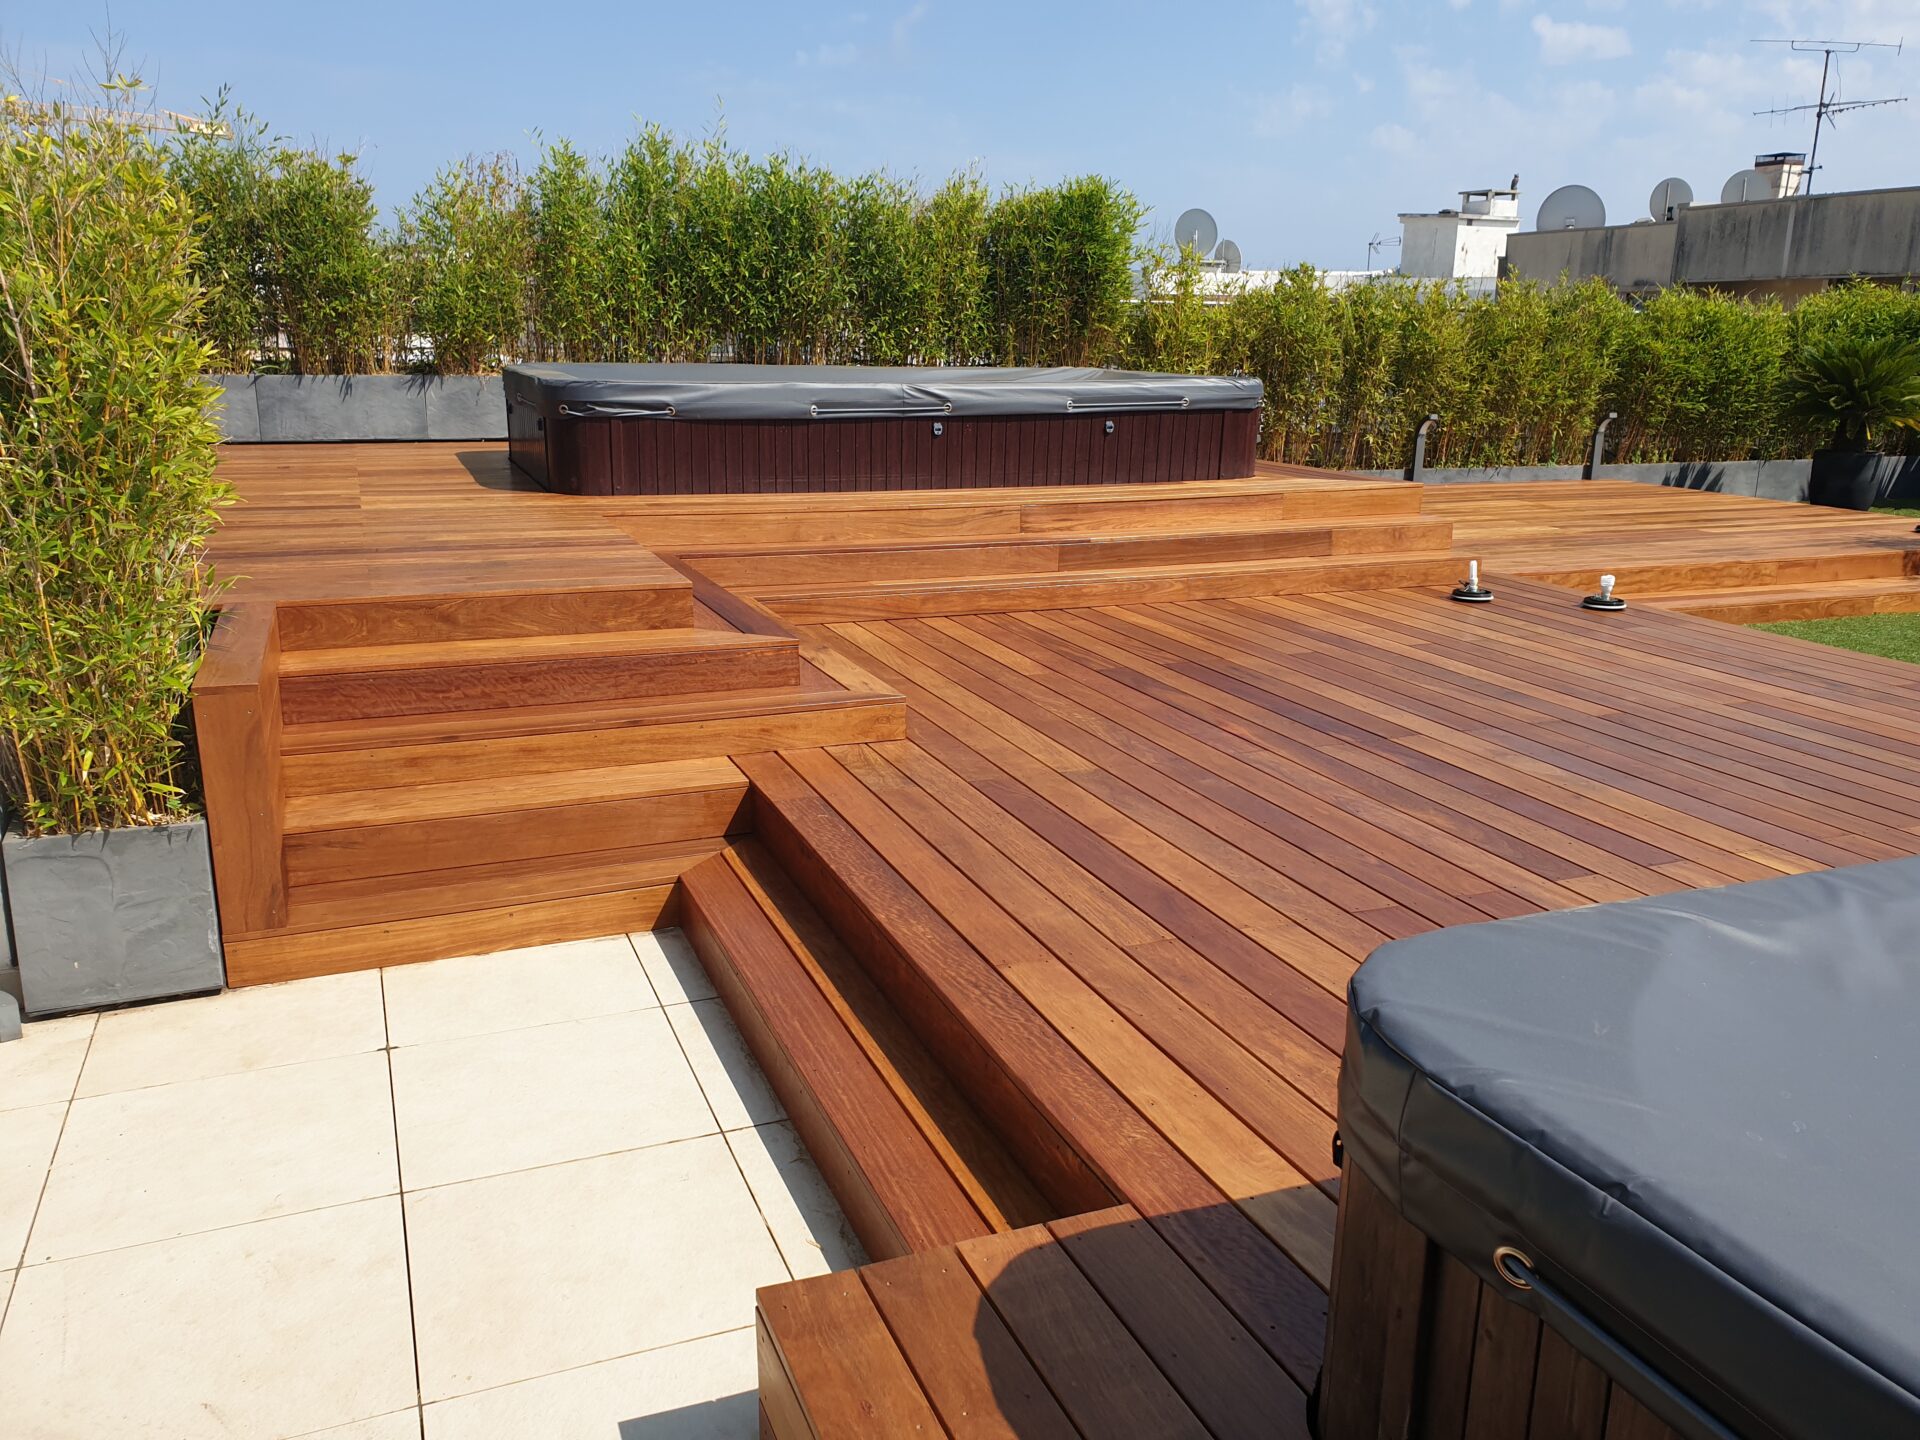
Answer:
1174;207;1219;258
1215;238;1243;273
1648;177;1693;220
1537;184;1606;231
1721;168;1768;204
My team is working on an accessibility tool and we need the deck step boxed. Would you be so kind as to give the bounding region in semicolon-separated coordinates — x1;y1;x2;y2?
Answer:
277;627;799;722
283;756;751;886
758;551;1465;622
681;841;1051;1260
274;581;695;649
1644;575;1920;624
757;1202;1311;1440
1513;546;1915;597
221;838;714;986
685;517;1455;588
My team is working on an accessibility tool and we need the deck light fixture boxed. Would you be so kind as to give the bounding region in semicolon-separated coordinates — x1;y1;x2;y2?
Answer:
1451;560;1494;603
1582;573;1627;611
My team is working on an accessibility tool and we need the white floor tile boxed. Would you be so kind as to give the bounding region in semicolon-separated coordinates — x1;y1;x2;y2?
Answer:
294;1410;422;1440
383;936;656;1047
0;1198;416;1440
667;999;783;1131
726;1121;866;1280
405;1135;787;1402
28;1051;396;1263
390;1010;715;1190
78;971;386;1097
0;1103;65;1268
0;1014;94;1111
631;928;715;1005
423;1327;756;1440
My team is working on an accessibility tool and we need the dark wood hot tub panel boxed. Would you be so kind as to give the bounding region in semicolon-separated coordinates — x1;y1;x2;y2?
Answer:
523;410;1261;495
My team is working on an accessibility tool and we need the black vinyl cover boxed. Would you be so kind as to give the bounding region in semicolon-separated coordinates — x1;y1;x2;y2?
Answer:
1341;858;1920;1440
503;363;1262;421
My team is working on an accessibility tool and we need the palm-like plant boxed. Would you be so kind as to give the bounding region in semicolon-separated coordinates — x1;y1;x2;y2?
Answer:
1782;332;1920;452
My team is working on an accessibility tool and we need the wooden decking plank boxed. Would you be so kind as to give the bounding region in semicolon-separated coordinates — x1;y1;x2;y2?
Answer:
779;744;1338;1281
827;618;1399;972
829;741;1340;1189
859;1246;1083;1440
757;1276;946;1438
722;843;1054;1234
955;1226;1210;1440
1047;1206;1312;1440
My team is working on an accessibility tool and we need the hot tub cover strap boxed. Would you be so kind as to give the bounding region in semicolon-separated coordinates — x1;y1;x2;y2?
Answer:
1340;857;1920;1440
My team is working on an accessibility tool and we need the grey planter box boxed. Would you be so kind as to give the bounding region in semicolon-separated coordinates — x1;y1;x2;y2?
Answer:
3;820;224;1018
205;373;507;443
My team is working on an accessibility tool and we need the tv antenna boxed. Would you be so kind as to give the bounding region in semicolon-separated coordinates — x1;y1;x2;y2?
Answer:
1365;233;1401;272
1751;38;1906;195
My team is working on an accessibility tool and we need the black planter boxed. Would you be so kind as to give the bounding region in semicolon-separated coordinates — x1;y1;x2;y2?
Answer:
1808;449;1897;510
2;819;224;1017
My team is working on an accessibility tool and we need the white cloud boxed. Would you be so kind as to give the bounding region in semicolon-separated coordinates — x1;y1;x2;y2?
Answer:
795;42;859;68
1371;122;1417;154
1296;0;1377;62
1531;15;1632;64
1253;83;1334;137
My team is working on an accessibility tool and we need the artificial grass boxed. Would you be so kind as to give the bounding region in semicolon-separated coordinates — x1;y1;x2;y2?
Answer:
1755;612;1920;664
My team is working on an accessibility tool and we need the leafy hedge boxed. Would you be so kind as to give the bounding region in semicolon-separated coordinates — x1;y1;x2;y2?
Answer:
1;82;227;835
1132;253;1920;467
166;110;1920;467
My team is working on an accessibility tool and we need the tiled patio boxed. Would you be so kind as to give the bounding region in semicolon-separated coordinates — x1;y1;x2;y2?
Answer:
0;932;864;1440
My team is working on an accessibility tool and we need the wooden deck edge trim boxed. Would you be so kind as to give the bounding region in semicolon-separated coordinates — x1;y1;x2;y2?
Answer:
192;602;288;934
274;581;696;650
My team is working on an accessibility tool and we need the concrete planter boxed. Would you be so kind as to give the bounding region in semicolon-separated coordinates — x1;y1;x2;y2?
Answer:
3;820;223;1018
1808;450;1901;510
206;373;507;443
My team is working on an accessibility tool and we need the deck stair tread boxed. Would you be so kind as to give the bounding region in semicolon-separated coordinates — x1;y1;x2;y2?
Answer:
755;550;1464;621
680;841;1053;1259
756;1203;1312;1440
284;755;746;830
1641;573;1920;622
277;626;787;673
277;838;725;935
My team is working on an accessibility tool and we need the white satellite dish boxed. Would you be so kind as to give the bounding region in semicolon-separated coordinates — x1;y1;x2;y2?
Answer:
1721;168;1769;204
1536;184;1606;232
1174;207;1219;258
1648;177;1693;221
1215;238;1243;273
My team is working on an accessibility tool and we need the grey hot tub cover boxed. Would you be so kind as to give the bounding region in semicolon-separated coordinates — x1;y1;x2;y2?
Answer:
1341;857;1920;1440
503;363;1263;421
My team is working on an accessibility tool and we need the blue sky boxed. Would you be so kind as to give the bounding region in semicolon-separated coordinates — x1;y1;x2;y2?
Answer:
4;0;1916;267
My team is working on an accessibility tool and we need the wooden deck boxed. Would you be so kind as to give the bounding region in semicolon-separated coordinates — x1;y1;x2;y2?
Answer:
194;443;1920;1436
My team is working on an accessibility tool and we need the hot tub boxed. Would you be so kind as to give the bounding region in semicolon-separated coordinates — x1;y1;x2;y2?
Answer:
1321;859;1920;1440
502;363;1263;495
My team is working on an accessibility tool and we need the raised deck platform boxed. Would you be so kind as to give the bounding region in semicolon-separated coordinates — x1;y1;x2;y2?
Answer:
195;442;1920;1434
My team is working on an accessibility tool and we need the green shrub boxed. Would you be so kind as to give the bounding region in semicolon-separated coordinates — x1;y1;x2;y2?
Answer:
918;171;991;363
165;91;275;371
0;81;228;836
528;138;608;361
1781;331;1920;450
984;176;1141;365
399;153;529;374
261;148;390;373
1608;287;1788;461
841;172;925;364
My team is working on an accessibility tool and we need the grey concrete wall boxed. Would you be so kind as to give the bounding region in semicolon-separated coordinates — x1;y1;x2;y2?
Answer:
1503;221;1677;292
1358;455;1920;502
207;374;506;443
1675;187;1920;287
1356;458;1819;502
1504;186;1920;293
